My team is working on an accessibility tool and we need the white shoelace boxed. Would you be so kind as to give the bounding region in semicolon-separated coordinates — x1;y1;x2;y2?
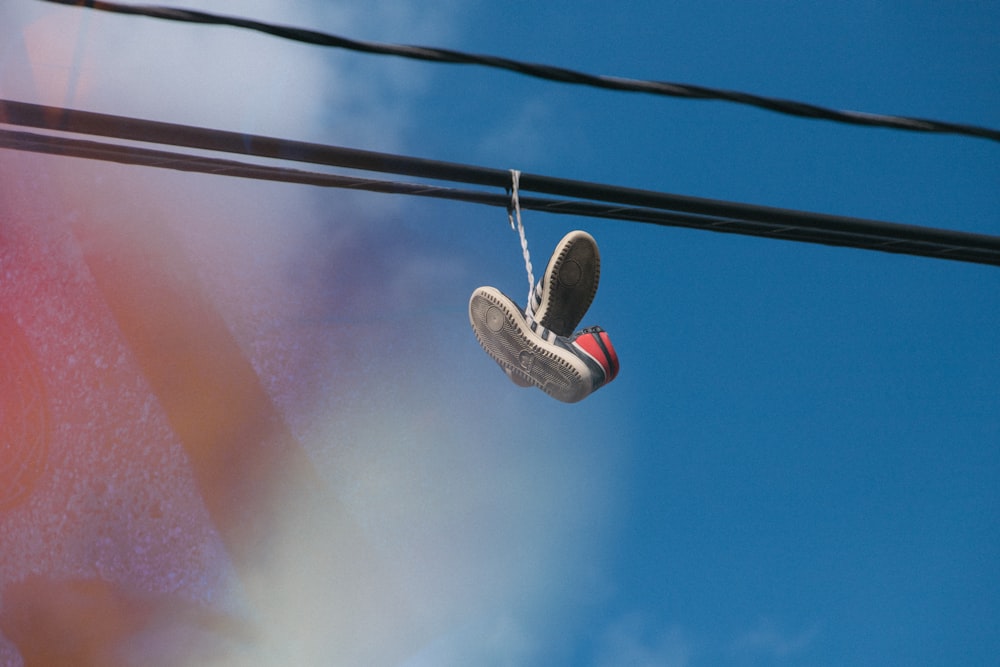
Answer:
507;169;535;319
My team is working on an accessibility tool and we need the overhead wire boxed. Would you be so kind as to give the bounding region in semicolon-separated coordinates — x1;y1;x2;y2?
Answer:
2;100;999;267
36;0;1000;144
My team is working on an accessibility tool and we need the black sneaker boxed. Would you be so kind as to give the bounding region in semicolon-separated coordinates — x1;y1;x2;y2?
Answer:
470;286;619;403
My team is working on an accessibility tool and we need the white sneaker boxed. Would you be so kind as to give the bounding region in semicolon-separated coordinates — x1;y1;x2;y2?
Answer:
470;286;619;403
507;230;600;387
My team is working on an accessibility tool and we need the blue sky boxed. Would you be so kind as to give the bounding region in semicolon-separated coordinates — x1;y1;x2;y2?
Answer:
405;5;1000;663
1;1;998;666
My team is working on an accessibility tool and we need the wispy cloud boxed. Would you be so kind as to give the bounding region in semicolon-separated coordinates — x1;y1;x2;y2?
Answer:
476;97;556;165
731;617;820;659
593;613;692;667
401;613;540;667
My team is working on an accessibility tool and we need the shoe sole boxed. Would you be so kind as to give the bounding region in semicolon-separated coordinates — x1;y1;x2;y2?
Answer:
535;231;600;336
470;287;592;403
507;231;600;388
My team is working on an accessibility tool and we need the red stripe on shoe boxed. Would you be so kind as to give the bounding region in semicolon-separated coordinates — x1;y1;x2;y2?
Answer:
597;331;619;381
574;332;618;382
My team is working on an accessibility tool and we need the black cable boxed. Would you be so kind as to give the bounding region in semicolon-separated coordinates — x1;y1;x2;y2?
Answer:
3;110;999;267
5;98;1000;264
4;98;998;258
36;0;1000;144
5;127;998;265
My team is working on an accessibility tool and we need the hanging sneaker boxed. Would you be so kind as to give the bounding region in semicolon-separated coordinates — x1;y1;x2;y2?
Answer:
506;230;601;387
526;229;600;334
470;286;618;403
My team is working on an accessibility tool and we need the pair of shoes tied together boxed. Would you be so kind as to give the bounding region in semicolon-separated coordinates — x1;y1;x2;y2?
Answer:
469;230;619;403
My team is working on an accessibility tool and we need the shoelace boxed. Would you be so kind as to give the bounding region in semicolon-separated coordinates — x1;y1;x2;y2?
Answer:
507;169;535;321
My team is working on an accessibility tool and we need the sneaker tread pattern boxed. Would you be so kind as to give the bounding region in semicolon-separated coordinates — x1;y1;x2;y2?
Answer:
470;288;589;403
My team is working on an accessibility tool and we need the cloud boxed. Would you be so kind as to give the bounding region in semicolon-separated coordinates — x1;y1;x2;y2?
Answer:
731;618;820;659
476;97;556;165
3;1;317;131
401;613;539;667
593;613;692;667
1;3;627;666
0;1;458;664
593;615;820;666
2;0;462;143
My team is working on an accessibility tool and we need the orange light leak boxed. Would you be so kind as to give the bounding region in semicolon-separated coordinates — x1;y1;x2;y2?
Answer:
1;129;423;664
0;313;49;511
1;151;236;666
0;9;539;664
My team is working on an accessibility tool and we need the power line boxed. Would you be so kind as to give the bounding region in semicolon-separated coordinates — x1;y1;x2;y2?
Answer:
3;100;999;267
6;126;998;266
36;0;1000;144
